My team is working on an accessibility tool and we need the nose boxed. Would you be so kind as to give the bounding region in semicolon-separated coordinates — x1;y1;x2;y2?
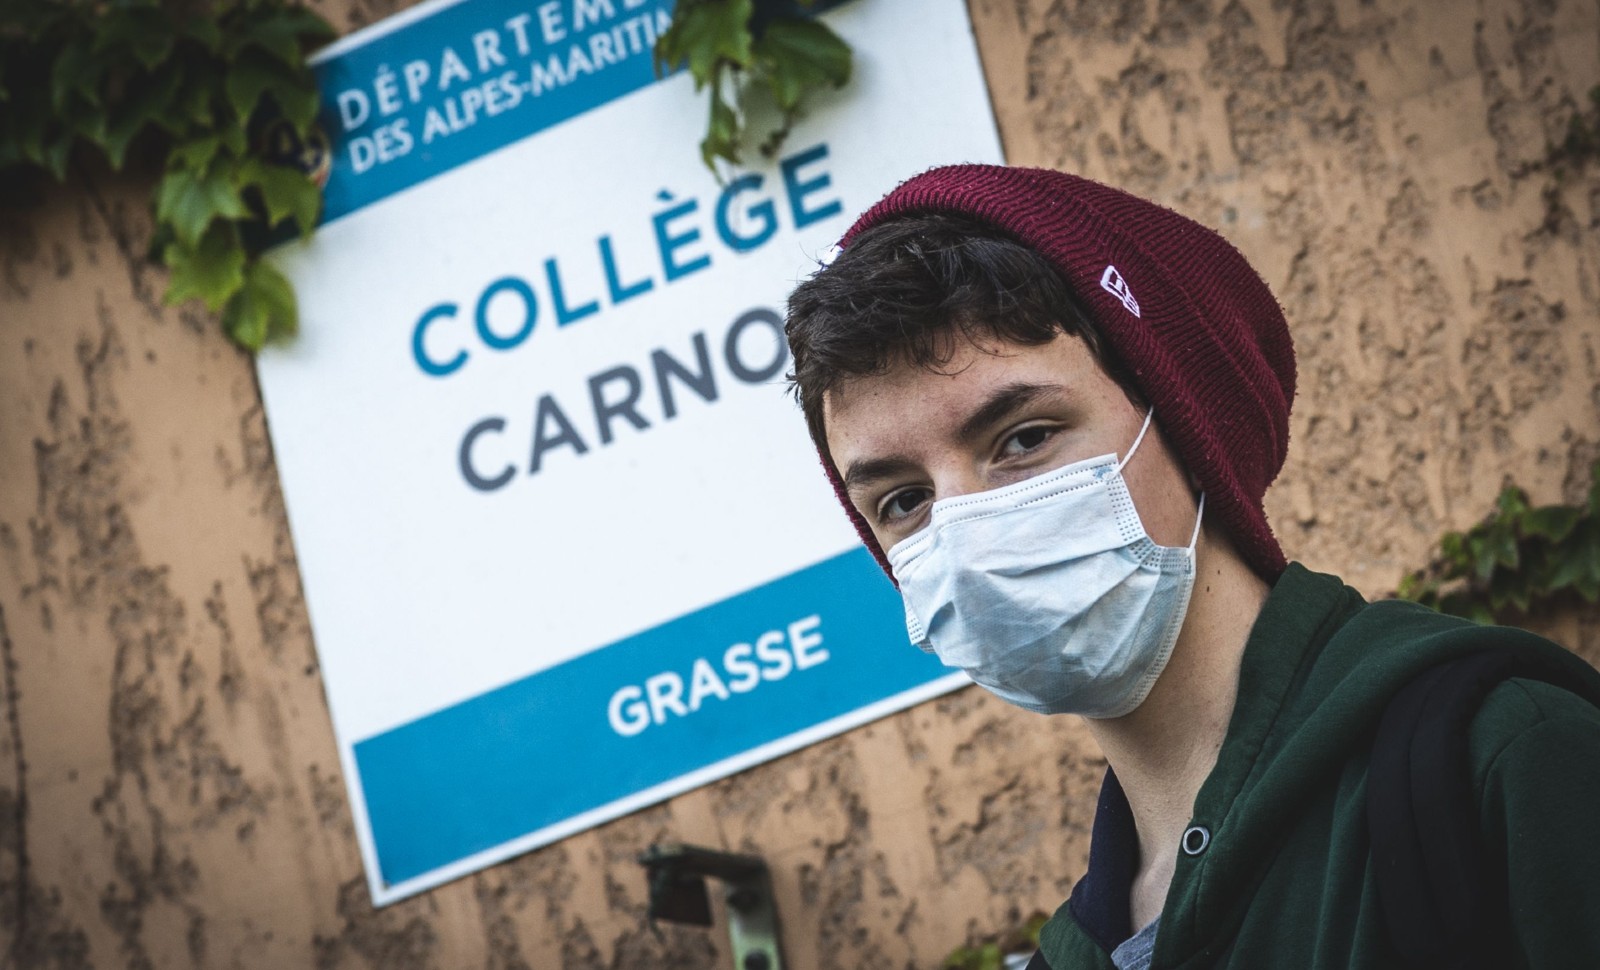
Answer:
931;464;991;505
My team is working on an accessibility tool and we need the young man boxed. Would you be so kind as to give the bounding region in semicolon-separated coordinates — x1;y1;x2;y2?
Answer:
783;165;1600;969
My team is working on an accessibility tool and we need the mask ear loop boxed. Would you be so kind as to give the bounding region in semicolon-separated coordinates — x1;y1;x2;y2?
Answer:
1187;493;1207;551
1114;409;1156;474
1115;409;1206;551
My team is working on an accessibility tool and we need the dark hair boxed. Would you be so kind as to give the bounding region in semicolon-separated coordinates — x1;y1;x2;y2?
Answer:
784;212;1143;448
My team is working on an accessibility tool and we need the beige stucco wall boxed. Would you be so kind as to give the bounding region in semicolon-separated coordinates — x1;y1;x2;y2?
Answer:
2;0;1597;967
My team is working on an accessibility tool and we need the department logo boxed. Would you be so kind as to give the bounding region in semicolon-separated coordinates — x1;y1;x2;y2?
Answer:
1100;265;1141;318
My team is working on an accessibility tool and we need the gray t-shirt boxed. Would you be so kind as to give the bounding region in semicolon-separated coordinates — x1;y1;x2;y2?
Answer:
1110;918;1160;970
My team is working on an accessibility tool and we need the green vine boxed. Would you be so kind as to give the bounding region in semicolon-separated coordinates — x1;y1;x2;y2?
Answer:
1397;461;1600;624
1;0;332;350
655;0;851;171
941;912;1049;970
1;0;852;351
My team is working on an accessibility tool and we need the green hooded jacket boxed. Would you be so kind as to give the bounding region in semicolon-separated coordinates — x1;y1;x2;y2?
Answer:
1036;564;1600;968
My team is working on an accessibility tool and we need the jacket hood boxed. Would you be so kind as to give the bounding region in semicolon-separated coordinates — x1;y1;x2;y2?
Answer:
1043;563;1600;966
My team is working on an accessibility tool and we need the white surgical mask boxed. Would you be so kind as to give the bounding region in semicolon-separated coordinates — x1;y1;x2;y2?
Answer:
886;412;1203;718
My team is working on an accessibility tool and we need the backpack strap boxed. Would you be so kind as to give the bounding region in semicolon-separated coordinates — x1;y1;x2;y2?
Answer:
1367;644;1600;969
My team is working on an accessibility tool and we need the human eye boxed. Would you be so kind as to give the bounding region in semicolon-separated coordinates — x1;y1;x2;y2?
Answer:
876;486;932;526
998;424;1057;459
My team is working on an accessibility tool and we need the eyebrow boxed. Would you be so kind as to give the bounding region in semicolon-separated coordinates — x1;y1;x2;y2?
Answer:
956;381;1065;443
841;455;922;496
839;381;1067;496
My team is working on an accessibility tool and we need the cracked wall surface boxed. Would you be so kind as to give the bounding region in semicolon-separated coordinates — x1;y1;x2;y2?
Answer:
2;0;1597;967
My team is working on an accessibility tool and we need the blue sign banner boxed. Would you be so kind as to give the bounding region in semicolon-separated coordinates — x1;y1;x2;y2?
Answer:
312;0;850;224
355;547;948;887
314;0;676;223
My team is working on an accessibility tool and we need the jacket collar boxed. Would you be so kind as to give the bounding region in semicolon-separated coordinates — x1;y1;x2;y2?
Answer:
1067;768;1139;953
1053;564;1361;958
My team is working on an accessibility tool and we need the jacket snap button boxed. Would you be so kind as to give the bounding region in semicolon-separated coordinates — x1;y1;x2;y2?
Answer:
1182;825;1211;856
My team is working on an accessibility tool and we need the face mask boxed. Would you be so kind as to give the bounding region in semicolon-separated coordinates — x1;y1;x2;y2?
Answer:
885;412;1203;718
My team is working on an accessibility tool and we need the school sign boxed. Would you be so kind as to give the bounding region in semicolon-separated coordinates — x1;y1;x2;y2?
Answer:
259;0;1002;903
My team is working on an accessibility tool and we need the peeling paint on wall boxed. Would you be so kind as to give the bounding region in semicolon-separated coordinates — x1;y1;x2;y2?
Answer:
2;0;1597;966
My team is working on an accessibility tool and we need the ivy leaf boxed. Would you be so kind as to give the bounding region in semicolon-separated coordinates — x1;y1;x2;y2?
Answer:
103;63;187;168
657;0;755;86
169;135;226;173
1438;531;1465;570
164;223;246;311
221;123;248;157
51;36;104;112
274;81;321;133
39;128;73;181
1396;571;1422;601
1464;525;1518;582
1577;570;1600;604
183;14;223;53
235;157;321;235
1562;533;1600;602
1589;460;1600;517
223;289;269;350
156;163;248;248
227;50;319;130
222;259;297;350
226;50;291;124
752;16;851;112
257;266;300;344
1488;568;1531;613
72;106;108;150
93;8;175;70
1494;485;1530;520
228;7;333;66
1546;521;1600;600
101;116;144;171
1491;524;1519;572
276;6;340;43
1522;505;1581;543
1469;534;1496;583
145;222;175;264
178;70;219;129
700;83;741;168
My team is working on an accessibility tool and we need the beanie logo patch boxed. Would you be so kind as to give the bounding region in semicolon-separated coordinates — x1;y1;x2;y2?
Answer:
1100;265;1141;318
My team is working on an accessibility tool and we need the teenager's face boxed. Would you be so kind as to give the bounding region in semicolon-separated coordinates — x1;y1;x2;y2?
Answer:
823;332;1200;553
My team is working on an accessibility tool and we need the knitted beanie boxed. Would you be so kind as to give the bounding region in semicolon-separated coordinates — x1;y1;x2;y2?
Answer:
820;164;1297;581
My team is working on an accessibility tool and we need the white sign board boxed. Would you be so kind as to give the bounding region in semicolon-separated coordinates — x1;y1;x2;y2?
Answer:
260;0;1003;904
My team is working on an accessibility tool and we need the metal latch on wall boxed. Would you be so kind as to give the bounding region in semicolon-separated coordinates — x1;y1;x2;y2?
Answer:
639;843;785;970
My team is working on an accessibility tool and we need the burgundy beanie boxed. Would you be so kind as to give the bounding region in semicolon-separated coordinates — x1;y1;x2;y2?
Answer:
819;164;1296;581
